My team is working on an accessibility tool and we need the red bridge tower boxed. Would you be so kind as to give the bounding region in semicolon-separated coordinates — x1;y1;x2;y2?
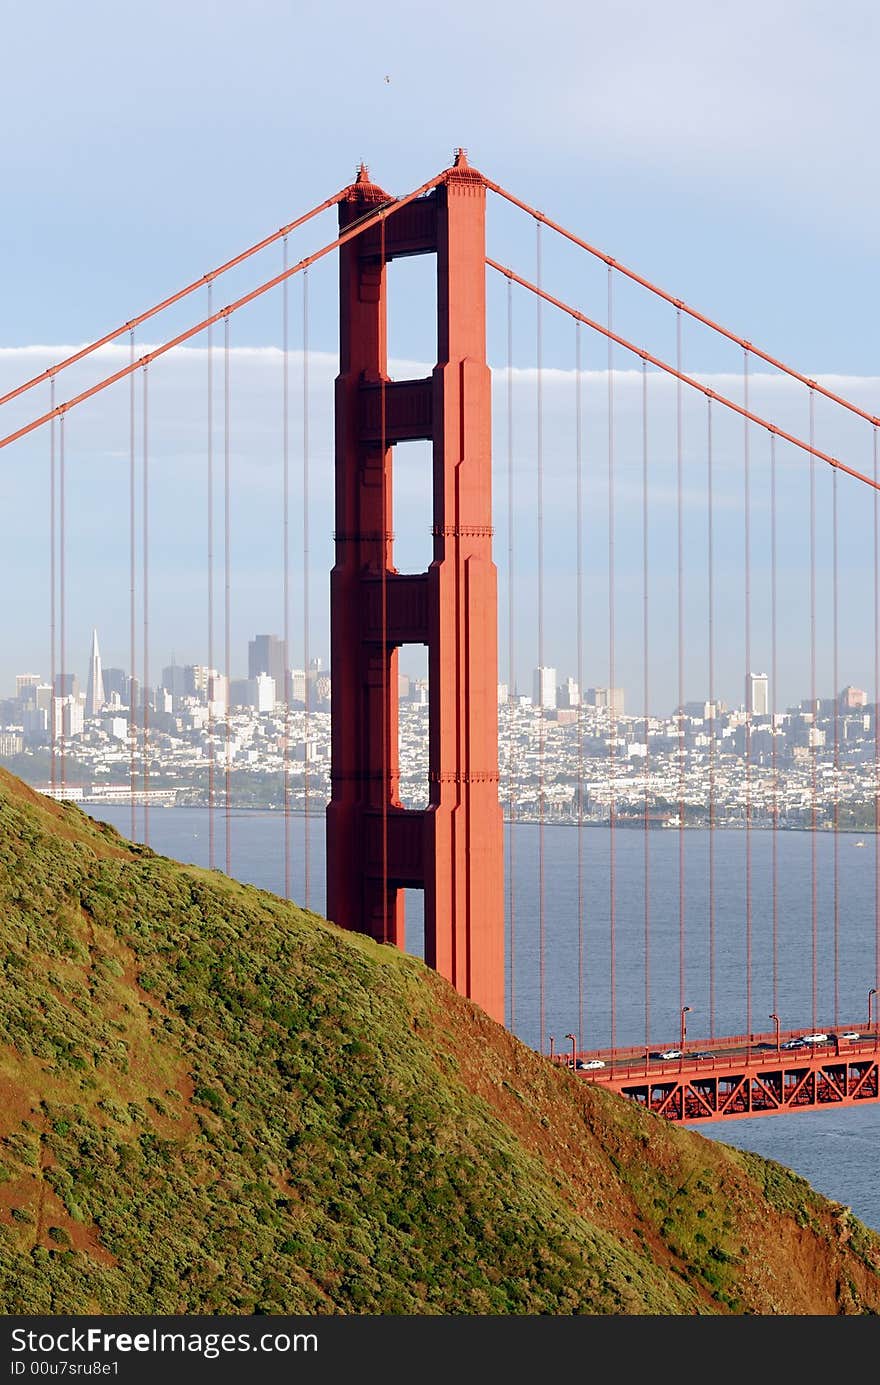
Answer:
326;153;504;1022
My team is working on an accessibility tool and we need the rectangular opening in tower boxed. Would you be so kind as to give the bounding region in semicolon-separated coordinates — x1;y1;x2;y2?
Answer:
402;887;425;960
392;438;433;575
398;642;428;810
387;255;436;380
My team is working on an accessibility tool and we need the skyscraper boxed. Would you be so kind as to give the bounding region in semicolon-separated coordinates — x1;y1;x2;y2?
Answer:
558;676;580;709
54;672;80;699
532;666;557;709
839;685;867;710
248;634;287;705
86;629;105;716
15;674;40;703
102;667;129;701
746;671;769;717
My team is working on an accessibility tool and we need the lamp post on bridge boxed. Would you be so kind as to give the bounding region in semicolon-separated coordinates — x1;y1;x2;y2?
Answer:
869;989;878;1041
548;1035;555;1062
679;1007;691;1073
770;1013;780;1056
565;1033;577;1071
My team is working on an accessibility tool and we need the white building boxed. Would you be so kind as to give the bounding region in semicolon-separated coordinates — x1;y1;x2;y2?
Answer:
250;673;276;713
86;629;105;716
532;666;557;710
746;672;769;717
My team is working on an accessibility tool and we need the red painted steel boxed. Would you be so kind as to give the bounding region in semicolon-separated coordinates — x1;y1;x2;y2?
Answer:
326;156;505;1022
206;292;216;872
142;366;150;847
559;1030;880;1124
49;387;56;794
0;172;447;454
9;158;880;1090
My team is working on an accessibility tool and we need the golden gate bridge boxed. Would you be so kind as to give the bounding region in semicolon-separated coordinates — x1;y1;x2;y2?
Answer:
2;150;878;1123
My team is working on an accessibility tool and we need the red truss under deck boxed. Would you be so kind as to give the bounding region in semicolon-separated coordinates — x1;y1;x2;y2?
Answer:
559;1031;880;1124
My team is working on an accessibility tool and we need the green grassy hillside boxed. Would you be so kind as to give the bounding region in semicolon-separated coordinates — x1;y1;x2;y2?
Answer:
1;767;878;1314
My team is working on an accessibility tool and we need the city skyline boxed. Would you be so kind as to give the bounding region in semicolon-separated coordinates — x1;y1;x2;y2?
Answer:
3;347;880;716
7;608;876;720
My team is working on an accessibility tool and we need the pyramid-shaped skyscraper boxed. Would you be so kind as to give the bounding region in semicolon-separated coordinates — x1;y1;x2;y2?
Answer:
86;628;105;716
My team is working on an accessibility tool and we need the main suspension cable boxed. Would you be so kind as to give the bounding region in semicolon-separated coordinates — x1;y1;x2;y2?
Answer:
483;180;880;430
484;260;880;494
0;190;349;411
1;172;449;455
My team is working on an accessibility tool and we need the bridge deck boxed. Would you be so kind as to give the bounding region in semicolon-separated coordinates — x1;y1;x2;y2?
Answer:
556;1027;880;1124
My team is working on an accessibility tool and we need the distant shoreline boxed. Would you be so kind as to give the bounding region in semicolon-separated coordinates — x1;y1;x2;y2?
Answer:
82;800;880;835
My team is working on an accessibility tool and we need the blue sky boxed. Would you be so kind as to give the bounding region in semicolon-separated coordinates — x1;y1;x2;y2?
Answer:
2;0;880;709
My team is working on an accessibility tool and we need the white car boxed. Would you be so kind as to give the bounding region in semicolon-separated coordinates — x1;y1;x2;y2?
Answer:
840;1031;861;1041
801;1033;829;1045
657;1049;683;1060
577;1059;606;1070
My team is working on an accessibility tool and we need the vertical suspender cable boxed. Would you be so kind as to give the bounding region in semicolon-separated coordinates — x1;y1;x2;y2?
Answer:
608;265;616;1052
676;309;685;1022
129;330;137;839
810;389;818;1030
59;413;66;795
536;222;545;1050
49;382;56;793
380;220;389;939
642;359;651;1048
142;364;150;847
303;269;311;909
771;432;779;1016
207;285;216;871
576;320;585;1048
707;398;716;1038
507;278;516;1029
744;350;752;1038
282;242;291;900
224;315;232;875
875;426;880;1006
832;460;840;1026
